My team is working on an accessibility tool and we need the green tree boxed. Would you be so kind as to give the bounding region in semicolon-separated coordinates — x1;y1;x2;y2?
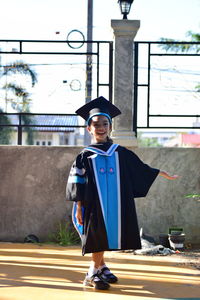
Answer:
3;61;37;86
160;31;200;53
0;60;37;145
137;133;163;147
160;31;200;94
195;83;200;92
0;108;12;144
2;60;37;111
3;83;30;111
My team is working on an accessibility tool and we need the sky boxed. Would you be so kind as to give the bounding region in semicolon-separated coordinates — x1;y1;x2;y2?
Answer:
0;0;200;120
0;0;199;42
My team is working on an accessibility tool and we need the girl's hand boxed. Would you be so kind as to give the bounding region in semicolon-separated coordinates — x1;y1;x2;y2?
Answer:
76;205;83;225
159;171;179;180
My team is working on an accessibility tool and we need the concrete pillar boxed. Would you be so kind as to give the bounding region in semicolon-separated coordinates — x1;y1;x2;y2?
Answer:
111;19;140;146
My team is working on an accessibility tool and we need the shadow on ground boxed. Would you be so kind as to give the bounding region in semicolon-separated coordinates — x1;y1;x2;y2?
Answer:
0;243;199;300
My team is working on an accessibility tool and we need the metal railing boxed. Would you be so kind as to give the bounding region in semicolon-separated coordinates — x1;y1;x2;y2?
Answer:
0;39;113;101
1;40;200;144
133;41;200;134
0;112;85;145
0;38;113;145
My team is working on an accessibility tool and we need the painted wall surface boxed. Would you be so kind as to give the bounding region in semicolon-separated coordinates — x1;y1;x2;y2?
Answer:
0;146;199;245
133;147;200;245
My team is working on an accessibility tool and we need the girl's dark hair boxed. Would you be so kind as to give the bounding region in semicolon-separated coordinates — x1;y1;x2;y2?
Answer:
107;136;113;143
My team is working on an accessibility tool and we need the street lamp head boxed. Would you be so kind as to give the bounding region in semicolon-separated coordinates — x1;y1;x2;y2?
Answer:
118;0;134;19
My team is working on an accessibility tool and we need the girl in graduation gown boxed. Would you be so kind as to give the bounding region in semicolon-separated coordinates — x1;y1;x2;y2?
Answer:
66;96;178;290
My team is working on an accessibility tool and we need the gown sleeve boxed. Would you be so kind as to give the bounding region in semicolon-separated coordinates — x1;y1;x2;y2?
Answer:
66;153;86;203
124;148;160;198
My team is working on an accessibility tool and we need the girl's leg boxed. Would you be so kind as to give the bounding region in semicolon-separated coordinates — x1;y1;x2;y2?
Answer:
92;251;104;269
87;252;104;277
84;251;110;290
99;256;105;267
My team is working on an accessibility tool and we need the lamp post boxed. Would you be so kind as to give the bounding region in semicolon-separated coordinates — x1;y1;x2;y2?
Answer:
118;0;134;19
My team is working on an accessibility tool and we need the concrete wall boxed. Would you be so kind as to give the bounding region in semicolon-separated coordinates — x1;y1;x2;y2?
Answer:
134;147;200;245
0;146;199;245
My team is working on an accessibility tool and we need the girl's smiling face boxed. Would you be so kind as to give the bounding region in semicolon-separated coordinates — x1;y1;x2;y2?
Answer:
87;115;112;143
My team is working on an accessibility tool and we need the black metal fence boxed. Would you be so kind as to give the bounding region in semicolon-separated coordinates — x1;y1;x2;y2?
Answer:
1;40;200;145
0;112;84;145
0;39;113;100
0;39;113;145
133;41;200;134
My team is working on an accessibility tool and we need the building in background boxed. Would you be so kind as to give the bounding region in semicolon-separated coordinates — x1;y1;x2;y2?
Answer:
6;115;80;146
138;131;200;148
165;133;200;148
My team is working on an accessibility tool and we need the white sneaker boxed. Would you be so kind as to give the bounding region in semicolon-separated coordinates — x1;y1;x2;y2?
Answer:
83;273;110;290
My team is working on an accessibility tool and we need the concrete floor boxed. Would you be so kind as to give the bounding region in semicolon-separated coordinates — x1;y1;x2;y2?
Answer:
0;243;199;300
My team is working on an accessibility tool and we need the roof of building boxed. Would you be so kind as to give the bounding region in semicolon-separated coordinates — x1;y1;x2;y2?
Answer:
7;114;79;132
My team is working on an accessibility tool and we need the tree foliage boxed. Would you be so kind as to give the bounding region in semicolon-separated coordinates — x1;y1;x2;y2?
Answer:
3;61;37;87
0;108;12;144
1;60;37;111
0;60;37;145
137;133;163;147
160;31;200;53
159;31;200;95
3;83;31;111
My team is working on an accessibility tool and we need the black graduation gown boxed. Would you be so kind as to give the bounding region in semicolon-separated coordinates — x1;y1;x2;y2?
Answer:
66;142;159;255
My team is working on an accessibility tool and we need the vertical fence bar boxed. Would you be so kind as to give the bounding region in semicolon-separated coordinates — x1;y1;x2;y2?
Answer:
147;42;151;128
96;42;100;97
18;113;22;145
19;41;22;54
109;42;113;102
133;42;139;136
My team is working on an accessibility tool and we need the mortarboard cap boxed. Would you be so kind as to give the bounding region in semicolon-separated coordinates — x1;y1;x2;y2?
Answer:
75;96;121;124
